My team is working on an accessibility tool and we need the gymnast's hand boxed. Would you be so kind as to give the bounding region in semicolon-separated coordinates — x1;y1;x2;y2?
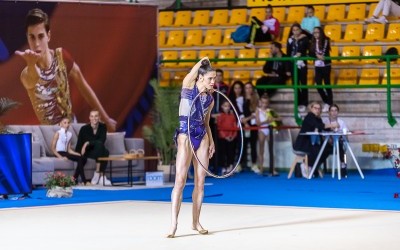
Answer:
15;49;41;66
208;142;215;159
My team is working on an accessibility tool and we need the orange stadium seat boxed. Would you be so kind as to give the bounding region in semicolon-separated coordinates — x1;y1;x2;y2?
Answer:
279;26;291;43
256;48;271;65
273;7;286;23
326;4;345;22
341;46;361;64
330;46;340;63
203;29;222;46
179;50;197;67
383;68;400;84
199;50;216;61
192;10;210;26
216;49;236;67
324;24;342;42
222;28;236;45
286;6;304;23
161;51;178;68
307;69;315;85
158;30;166;47
313;5;326;21
211;9;229;26
337;69;358;85
166;30;184;47
174;11;192;26
367;3;378;18
229;8;248;25
237;49;256;67
184;29;203;46
253;70;264;82
385;23;400;41
172;71;187;84
347;3;367;21
362;46;382;64
359;68;380;85
159;71;170;87
250;8;266;21
343;24;363;42
365;24;385;42
232;70;251;83
159;11;174;27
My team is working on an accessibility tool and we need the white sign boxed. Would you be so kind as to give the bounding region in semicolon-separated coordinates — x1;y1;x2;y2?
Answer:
145;171;164;187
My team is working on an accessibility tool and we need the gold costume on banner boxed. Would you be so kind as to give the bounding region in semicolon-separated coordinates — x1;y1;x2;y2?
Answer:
27;48;72;125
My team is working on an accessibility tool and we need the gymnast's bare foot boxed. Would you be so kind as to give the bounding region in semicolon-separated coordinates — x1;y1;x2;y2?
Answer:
167;225;177;238
192;223;208;235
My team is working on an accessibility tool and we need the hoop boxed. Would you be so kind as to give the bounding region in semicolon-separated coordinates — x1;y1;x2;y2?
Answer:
187;89;244;178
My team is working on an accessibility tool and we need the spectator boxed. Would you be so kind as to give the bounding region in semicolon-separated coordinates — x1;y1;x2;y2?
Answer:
75;110;111;186
301;5;321;39
322;104;349;177
216;100;238;175
293;102;339;178
256;41;291;98
287;23;310;112
245;4;280;49
365;0;400;24
51;117;88;185
309;26;333;112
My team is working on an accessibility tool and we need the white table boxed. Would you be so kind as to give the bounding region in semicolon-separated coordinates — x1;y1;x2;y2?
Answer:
303;132;365;180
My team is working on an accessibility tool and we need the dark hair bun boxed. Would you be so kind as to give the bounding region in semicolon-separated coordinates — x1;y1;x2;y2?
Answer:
201;60;210;67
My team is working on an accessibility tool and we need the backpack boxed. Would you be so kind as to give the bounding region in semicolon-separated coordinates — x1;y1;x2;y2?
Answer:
231;25;250;43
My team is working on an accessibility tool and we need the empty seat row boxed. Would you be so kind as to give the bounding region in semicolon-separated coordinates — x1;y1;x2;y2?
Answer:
323;23;400;42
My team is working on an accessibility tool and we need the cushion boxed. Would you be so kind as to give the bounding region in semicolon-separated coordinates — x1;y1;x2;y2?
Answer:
105;132;126;155
39;125;60;157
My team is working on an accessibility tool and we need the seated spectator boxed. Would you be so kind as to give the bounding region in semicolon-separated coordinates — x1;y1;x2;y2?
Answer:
245;4;280;49
365;0;400;24
293;102;339;178
256;42;291;98
301;5;321;39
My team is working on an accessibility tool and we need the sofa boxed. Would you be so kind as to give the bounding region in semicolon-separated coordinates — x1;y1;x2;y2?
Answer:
6;124;145;185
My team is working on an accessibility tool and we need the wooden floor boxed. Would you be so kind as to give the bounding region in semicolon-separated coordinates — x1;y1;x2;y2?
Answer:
0;201;398;250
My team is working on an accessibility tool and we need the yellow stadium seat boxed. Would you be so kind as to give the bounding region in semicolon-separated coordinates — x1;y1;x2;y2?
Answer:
216;49;236;67
159;30;166;47
160;71;170;87
330;46;340;63
365;24;385;42
159;11;174;27
222;28;236;46
324;24;342;42
367;3;378;18
253;70;264;80
383;68;400;84
184;29;203;46
211;9;229;26
273;7;286;23
337;69;358;85
166;30;184;47
326;4;345;21
341;46;361;64
385;23;400;41
161;51;178;68
343;24;363;42
237;49;256;67
199;50;216;61
362;46;382;64
229;8;248;25
307;69;315;85
347;3;367;21
232;70;251;83
256;48;271;65
286;6;304;23
203;29;222;46
192;10;210;26
174;11;192;26
359;68;380;85
313;5;326;21
279;26;291;43
179;50;197;67
172;71;187;84
249;8;266;21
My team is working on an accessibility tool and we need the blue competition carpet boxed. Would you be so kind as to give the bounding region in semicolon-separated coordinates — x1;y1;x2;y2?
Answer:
1;169;399;211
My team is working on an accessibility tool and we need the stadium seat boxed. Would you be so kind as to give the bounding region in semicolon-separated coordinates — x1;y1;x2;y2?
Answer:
203;29;222;46
179;50;197;67
365;24;385;42
166;30;184;47
346;3;367;21
222;28;236;46
359;68;380;85
286;6;304;23
161;51;178;68
173;71;187;84
326;4;345;22
184;29;203;46
366;3;378;19
192;10;210;26
160;71;170;87
199;50;216;61
232;70;251;83
216;49;236;67
330;46;340;63
256;48;271;65
362;46;382;64
273;7;286;23
211;9;229;26
343;24;363;42
307;69;315;85
341;46;361;64
385;23;400;41
324;24;342;42
337;69;358;85
159;11;174;27
253;70;264;81
313;5;326;21
229;8;247;25
249;8;266;21
237;49;257;67
279;26;291;43
174;11;192;26
383;68;400;84
158;30;166;47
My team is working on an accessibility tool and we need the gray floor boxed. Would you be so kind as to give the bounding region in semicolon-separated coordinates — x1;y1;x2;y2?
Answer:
1;201;399;250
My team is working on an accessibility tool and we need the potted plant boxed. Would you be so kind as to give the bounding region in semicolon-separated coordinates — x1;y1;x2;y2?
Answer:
143;79;180;167
0;97;20;133
45;171;75;198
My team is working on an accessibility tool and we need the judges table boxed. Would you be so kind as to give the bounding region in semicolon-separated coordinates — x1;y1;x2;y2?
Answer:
303;132;365;180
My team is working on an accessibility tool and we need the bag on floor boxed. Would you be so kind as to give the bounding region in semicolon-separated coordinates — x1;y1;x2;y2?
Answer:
231;25;250;43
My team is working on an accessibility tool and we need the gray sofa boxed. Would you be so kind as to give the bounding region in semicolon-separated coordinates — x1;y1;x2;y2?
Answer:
6;124;145;185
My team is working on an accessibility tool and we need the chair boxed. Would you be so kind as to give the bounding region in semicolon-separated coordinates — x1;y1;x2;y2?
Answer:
252;70;264;83
337;69;358;85
229;8;247;25
340;46;361;64
179;50;197;68
273;7;286;23
232;70;251;83
287;128;308;179
216;49;236;67
359;68;380;85
222;28;236;46
366;3;378;19
172;71;187;83
385;23;400;41
184;29;203;46
203;29;222;46
286;6;304;23
346;3;367;21
307;69;315;85
159;11;174;27
192;10;210;26
313;5;326;21
343;24;363;42
249;7;266;21
199;50;216;61
161;51;178;68
383;68;400;84
279;26;291;43
159;71;170;87
211;9;229;26
330;46;340;63
365;24;385;42
326;4;346;22
256;48;271;65
158;30;166;48
237;49;256;67
324;24;342;42
165;30;184;47
174;10;192;26
362;46;382;64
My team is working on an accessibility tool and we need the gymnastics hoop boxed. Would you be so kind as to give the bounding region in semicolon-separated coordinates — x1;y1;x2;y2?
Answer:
187;89;244;178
